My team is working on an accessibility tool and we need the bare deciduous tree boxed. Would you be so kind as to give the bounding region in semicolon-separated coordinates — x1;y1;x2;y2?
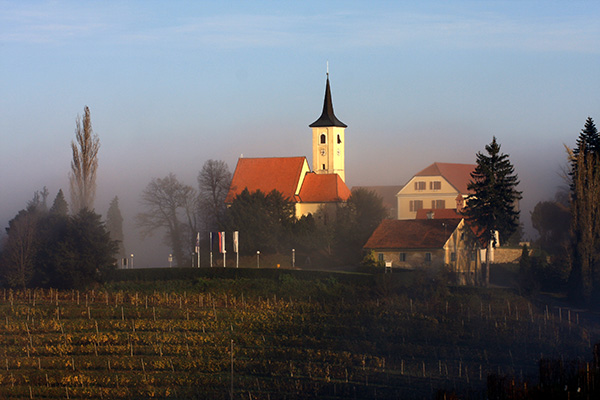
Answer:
1;210;39;288
136;174;197;267
198;159;231;231
70;106;100;213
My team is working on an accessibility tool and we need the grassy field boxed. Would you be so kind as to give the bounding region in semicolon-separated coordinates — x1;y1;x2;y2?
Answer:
0;268;597;399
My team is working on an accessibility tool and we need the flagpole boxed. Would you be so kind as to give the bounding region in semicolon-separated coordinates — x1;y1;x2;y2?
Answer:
233;231;239;268
222;232;226;268
196;232;200;268
209;232;213;267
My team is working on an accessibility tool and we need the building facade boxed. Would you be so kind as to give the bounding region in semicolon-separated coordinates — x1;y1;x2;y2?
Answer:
397;162;475;220
364;218;482;285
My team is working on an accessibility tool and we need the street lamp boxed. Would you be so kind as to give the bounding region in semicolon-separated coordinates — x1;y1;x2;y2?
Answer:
256;251;260;268
168;254;173;268
292;249;295;268
130;254;134;269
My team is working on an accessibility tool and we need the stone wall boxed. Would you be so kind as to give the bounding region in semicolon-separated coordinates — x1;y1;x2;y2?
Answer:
492;247;531;264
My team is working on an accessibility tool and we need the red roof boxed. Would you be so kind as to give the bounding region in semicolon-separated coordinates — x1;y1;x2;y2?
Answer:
415;162;476;194
364;219;461;250
226;157;307;203
299;173;351;202
415;208;462;219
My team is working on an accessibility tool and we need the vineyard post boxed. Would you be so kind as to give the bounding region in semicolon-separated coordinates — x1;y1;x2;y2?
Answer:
559;307;562;322
230;339;234;400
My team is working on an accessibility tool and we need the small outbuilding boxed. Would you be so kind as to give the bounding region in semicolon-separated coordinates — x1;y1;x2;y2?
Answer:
363;218;482;285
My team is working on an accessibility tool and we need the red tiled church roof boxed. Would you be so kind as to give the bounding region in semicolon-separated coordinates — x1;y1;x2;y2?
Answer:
364;219;461;250
299;173;350;202
225;157;307;203
415;162;476;194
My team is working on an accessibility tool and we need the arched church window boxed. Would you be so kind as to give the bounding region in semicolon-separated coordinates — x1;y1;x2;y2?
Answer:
337;135;342;144
320;134;326;144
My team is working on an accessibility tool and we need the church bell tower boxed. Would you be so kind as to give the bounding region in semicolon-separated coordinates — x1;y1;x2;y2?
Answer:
309;73;347;182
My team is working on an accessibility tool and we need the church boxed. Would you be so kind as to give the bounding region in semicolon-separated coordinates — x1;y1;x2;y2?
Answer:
225;75;351;217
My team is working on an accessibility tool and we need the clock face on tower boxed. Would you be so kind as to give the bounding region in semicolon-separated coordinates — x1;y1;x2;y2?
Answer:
320;149;326;156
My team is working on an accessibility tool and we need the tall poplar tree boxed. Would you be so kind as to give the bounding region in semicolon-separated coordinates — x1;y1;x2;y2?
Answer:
463;137;522;286
70;106;100;213
568;117;600;304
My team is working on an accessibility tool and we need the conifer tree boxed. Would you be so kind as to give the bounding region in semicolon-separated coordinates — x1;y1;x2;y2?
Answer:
463;137;522;286
568;117;600;303
224;189;295;255
49;189;69;216
106;196;126;261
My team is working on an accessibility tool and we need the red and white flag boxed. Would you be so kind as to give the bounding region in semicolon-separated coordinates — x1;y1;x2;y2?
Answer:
218;231;225;253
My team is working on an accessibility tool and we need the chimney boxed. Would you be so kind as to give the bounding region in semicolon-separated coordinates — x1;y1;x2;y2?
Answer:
455;194;464;213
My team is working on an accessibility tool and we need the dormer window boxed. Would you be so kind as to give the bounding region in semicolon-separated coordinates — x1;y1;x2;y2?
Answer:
414;181;426;191
320;134;326;144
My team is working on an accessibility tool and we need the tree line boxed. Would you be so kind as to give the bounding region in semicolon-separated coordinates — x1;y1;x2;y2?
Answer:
0;189;119;289
0;107;122;289
136;162;389;268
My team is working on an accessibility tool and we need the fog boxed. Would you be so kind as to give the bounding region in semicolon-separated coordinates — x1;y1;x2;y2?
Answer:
1;2;598;267
0;107;575;267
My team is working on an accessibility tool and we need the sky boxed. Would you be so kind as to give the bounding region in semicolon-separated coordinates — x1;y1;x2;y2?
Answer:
1;1;599;266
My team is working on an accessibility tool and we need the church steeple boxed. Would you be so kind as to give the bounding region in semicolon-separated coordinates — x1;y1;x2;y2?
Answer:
310;73;347;182
309;75;347;128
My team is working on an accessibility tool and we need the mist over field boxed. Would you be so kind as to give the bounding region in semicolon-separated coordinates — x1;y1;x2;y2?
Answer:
1;1;598;267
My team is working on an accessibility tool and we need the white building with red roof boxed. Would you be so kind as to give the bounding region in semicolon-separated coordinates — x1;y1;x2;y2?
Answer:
363;218;482;284
396;162;476;220
226;75;351;218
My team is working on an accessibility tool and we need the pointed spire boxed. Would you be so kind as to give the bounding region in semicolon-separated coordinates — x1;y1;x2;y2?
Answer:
309;74;347;128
